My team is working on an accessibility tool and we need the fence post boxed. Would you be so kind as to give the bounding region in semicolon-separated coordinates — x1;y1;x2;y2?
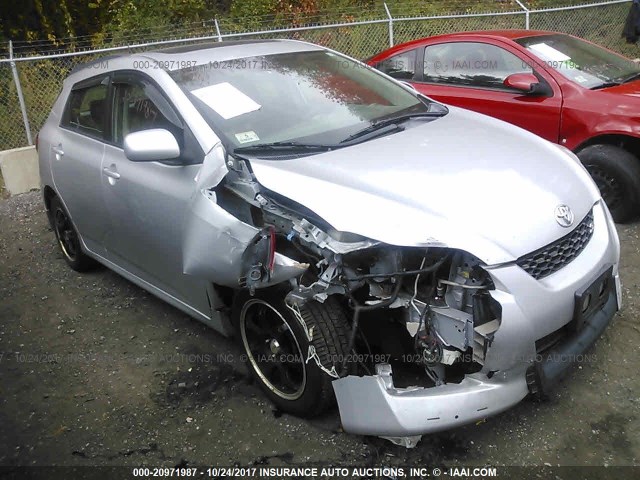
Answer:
514;0;530;29
383;2;394;47
214;18;223;42
8;40;33;146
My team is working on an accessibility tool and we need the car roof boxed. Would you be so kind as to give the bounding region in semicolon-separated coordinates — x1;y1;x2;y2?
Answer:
367;30;562;61
70;39;323;75
152;39;287;54
443;29;557;40
409;29;559;45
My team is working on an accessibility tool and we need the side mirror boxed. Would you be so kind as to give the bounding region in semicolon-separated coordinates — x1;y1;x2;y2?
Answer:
503;73;541;94
124;129;180;162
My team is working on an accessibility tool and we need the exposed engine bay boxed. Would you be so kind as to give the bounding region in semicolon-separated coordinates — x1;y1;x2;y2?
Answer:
213;153;502;392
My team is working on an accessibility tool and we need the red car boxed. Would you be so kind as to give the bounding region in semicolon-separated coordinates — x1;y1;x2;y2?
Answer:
368;30;640;222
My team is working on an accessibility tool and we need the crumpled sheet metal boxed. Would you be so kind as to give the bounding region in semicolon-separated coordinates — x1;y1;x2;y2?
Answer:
182;189;259;286
183;144;309;287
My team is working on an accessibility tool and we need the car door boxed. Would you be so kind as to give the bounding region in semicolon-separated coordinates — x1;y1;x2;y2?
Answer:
100;71;210;313
50;75;111;255
412;41;563;142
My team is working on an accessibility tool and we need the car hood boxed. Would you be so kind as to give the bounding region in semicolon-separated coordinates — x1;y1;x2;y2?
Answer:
248;106;600;265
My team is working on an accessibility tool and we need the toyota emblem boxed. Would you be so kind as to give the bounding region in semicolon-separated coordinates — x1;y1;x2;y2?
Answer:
555;204;574;228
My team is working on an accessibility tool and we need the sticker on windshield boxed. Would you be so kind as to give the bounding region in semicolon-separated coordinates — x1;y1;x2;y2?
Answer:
574;75;589;84
528;43;571;62
191;82;261;119
234;131;260;144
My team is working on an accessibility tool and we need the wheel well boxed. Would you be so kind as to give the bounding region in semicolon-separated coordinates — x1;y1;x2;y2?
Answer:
576;134;640;160
43;185;57;212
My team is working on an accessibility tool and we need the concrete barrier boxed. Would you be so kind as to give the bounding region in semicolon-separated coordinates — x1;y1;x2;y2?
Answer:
0;146;40;196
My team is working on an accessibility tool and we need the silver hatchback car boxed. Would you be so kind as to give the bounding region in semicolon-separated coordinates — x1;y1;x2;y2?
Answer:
38;40;620;444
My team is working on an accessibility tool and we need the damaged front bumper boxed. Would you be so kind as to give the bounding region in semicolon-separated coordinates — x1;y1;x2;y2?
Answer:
333;286;617;437
333;363;529;436
333;201;620;437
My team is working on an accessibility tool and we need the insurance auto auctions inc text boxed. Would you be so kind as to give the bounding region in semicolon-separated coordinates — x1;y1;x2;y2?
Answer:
238;466;498;478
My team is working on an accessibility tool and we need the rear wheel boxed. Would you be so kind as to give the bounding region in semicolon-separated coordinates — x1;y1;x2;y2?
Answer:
577;144;640;223
50;196;96;272
234;290;351;417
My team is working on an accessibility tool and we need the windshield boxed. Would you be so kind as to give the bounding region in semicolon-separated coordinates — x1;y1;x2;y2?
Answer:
515;33;640;89
169;49;436;151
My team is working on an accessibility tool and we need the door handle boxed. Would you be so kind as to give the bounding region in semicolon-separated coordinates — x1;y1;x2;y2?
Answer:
52;145;64;157
102;167;121;180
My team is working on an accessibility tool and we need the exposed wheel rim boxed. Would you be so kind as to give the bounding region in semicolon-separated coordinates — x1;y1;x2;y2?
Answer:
53;207;78;262
586;164;624;210
240;299;306;400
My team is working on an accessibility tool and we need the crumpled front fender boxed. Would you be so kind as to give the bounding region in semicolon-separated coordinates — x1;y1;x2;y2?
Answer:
181;144;307;287
182;188;259;286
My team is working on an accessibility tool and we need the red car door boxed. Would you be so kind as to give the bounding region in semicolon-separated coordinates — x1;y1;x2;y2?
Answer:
411;40;563;143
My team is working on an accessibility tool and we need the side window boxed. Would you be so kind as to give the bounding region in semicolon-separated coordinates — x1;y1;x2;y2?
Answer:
423;42;532;89
112;80;182;147
375;50;417;80
62;82;108;139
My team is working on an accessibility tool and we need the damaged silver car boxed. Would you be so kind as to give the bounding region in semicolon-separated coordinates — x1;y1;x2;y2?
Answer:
38;40;621;444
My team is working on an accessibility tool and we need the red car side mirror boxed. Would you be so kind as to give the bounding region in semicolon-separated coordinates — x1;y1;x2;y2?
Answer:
503;73;541;94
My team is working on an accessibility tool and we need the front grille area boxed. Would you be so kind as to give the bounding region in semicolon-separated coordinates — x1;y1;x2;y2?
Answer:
517;210;595;280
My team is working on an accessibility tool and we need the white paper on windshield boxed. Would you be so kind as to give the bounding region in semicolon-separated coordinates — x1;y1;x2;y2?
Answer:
528;43;571;62
191;82;261;119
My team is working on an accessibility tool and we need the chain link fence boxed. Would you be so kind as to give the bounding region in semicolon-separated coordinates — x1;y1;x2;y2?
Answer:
0;0;635;151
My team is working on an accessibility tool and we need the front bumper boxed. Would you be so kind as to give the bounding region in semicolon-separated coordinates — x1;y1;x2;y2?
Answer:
528;284;618;395
333;364;529;436
332;286;617;436
333;201;620;436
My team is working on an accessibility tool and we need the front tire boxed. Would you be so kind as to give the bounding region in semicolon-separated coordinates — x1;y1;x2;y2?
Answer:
233;290;351;417
577;144;640;223
50;196;96;272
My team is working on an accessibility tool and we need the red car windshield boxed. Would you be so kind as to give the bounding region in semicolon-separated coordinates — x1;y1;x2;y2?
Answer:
516;33;640;89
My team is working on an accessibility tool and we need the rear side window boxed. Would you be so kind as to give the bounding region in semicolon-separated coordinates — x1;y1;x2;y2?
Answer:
61;82;108;139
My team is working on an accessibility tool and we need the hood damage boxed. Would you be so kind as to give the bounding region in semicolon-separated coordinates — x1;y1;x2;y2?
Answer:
181;142;514;447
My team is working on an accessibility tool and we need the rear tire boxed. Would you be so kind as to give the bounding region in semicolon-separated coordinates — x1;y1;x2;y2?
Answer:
577;144;640;223
233;290;352;417
50;196;96;272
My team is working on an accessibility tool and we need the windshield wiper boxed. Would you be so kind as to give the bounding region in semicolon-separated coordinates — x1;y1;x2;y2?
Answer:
340;111;446;144
233;141;338;154
591;81;621;90
592;71;640;90
619;71;640;84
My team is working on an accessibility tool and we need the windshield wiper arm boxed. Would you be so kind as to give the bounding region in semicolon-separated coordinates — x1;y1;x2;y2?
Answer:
340;111;444;144
233;141;338;154
340;123;405;144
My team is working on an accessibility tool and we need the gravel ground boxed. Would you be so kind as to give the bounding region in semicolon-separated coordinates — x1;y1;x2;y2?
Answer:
0;191;639;469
